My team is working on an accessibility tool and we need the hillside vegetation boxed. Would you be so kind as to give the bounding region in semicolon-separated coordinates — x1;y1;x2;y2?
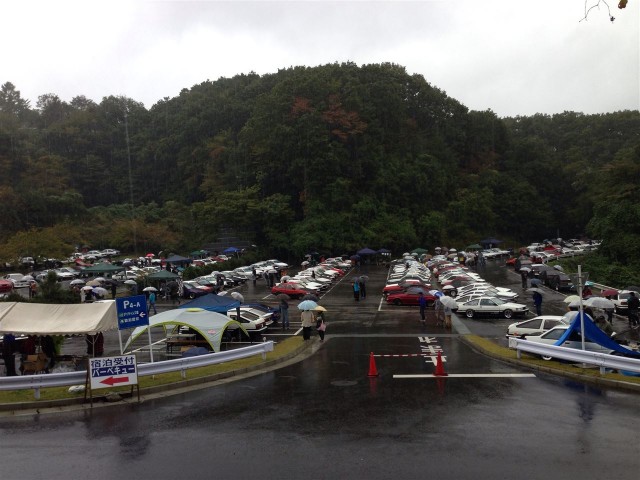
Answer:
1;63;639;274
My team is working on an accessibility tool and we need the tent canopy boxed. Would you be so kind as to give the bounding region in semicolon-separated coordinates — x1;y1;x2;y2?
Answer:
123;308;248;353
0;301;118;335
357;247;377;256
164;255;192;265
179;293;240;313
147;270;181;281
223;247;240;253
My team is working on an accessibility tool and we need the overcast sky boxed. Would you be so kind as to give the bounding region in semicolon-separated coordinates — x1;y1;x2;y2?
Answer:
4;0;639;117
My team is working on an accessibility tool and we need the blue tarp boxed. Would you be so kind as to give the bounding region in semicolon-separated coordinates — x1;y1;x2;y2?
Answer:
179;293;241;313
556;311;640;357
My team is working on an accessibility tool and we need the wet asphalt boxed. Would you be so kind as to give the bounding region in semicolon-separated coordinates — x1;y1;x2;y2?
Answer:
2;260;640;479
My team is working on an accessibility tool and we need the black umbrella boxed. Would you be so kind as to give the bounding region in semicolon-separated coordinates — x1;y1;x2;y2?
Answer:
301;293;320;302
276;293;291;301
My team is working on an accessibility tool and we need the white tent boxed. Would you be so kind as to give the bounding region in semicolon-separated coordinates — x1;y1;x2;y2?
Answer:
123;307;249;353
0;300;117;335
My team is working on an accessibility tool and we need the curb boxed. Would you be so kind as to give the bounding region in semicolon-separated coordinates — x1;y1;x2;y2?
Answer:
0;339;316;414
459;334;640;393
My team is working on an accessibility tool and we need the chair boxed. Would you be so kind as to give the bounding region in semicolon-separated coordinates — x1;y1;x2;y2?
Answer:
21;352;48;375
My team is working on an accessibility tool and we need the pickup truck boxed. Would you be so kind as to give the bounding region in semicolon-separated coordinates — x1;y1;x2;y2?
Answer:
3;273;32;289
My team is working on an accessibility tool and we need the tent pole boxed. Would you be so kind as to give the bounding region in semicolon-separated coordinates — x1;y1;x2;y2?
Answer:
147;326;154;363
118;330;124;355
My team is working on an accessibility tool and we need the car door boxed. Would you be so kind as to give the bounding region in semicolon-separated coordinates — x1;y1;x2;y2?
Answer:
479;297;502;315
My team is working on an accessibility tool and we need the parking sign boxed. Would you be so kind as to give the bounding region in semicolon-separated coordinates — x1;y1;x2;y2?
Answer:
116;295;149;330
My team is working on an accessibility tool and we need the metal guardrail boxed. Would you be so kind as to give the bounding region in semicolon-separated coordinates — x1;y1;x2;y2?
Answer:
0;341;274;399
509;337;640;375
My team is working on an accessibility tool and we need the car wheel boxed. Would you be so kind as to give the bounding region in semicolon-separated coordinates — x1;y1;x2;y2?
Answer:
503;309;513;319
465;309;474;318
189;293;195;299
541;355;553;361
393;299;402;306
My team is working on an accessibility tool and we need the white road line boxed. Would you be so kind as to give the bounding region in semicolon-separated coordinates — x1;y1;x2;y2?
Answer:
393;373;536;379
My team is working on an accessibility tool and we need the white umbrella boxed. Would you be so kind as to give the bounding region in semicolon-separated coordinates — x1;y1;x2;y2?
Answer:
584;297;615;309
230;292;244;303
519;267;532;273
70;279;85;285
81;285;94;291
218;290;228;296
563;295;581;304
442;285;456;290
553;265;564;271
94;277;105;282
143;286;158;292
527;288;545;295
124;279;137;285
22;275;34;281
92;287;108;296
439;296;458;308
281;275;291;282
86;279;101;286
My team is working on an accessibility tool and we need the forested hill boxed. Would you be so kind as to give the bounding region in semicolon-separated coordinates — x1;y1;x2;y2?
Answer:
0;62;639;265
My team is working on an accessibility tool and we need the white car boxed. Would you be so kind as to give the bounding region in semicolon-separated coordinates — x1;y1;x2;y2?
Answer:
507;315;568;338
524;325;613;359
86;250;104;258
459;296;529;319
53;268;76;280
3;274;31;289
226;308;270;333
101;249;120;256
112;270;142;282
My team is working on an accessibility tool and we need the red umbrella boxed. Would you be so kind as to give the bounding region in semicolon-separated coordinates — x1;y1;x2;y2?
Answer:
145;253;155;257
601;288;618;297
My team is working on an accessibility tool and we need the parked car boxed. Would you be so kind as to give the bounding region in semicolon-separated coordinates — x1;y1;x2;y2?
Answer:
458;296;529;319
383;279;430;297
385;288;436;306
524;325;613;360
3;273;31;289
539;270;574;291
0;279;13;293
228;306;274;327
506;315;568;338
112;270;141;282
271;282;315;299
612;290;638;313
101;249;120;257
226;308;269;334
182;281;210;299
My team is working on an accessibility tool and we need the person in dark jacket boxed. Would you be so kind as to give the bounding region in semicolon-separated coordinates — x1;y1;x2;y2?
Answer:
532;291;543;316
2;333;17;376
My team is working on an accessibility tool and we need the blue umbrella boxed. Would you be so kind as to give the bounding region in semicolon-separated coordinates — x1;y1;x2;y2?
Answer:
298;300;318;311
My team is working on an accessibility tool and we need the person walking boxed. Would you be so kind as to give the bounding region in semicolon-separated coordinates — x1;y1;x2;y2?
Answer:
434;297;445;327
444;304;453;329
418;292;427;323
532;291;543;316
2;333;17;376
359;276;367;299
353;280;360;301
627;291;639;328
280;297;290;330
251;267;257;287
520;270;529;289
148;291;157;315
315;310;326;341
111;283;117;299
301;309;315;340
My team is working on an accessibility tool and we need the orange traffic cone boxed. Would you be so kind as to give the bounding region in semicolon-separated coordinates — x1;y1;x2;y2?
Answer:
434;351;448;377
367;352;379;377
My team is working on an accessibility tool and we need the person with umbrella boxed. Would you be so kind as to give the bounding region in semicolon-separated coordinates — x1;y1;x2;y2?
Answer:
314;306;326;341
300;307;315;340
148;289;157;315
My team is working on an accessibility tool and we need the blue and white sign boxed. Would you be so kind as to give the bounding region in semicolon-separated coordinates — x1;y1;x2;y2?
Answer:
116;295;149;330
89;354;138;390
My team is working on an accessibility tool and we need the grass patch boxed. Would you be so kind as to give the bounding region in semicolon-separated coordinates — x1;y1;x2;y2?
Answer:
465;334;640;384
0;337;304;405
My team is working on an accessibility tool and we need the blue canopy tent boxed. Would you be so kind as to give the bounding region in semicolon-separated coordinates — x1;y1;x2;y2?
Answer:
556;311;640;357
179;293;240;313
357;247;377;256
164;255;192;265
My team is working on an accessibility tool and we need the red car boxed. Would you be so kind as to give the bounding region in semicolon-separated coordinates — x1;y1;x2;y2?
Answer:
0;279;13;293
386;288;437;306
271;282;314;299
383;279;431;297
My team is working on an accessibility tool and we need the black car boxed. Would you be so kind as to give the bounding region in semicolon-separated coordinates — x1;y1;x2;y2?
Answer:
540;270;575;291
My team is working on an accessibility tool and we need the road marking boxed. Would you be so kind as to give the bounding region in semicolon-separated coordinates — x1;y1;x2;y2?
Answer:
393;373;536;379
